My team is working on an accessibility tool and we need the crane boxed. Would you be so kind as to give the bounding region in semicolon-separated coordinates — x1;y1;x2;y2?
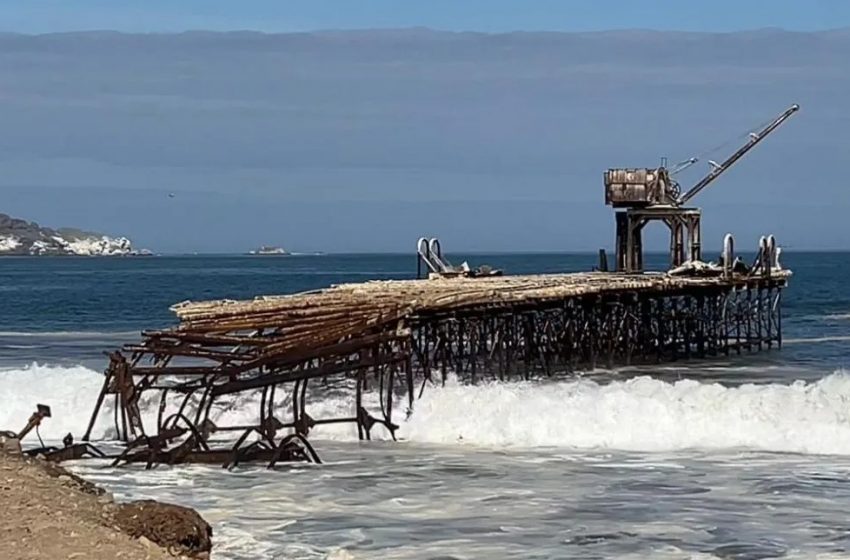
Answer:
604;104;800;209
604;103;800;273
677;104;799;206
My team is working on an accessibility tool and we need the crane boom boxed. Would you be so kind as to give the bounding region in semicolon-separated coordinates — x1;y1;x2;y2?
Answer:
678;104;799;206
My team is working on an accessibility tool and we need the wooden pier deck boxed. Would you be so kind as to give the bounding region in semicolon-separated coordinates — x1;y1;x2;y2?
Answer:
169;271;786;350
173;272;749;321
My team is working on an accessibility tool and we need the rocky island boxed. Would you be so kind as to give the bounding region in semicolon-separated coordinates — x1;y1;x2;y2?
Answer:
0;213;148;256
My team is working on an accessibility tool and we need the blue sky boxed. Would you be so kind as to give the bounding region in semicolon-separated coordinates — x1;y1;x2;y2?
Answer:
1;4;847;252
2;0;849;34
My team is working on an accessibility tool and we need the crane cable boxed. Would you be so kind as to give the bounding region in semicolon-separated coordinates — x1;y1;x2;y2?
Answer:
673;111;780;171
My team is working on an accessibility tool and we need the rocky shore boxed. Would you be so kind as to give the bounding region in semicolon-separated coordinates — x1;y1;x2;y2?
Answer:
0;213;146;256
0;449;211;559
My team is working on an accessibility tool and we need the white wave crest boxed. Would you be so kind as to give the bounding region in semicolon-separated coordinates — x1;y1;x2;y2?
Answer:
6;363;850;456
0;363;364;442
784;335;850;344
0;363;109;440
824;313;850;321
0;331;138;338
401;372;850;455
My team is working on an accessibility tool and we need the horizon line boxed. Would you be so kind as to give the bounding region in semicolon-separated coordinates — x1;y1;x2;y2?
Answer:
3;26;850;38
15;248;844;257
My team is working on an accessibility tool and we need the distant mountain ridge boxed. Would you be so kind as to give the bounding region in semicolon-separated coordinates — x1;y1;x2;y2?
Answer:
0;213;140;256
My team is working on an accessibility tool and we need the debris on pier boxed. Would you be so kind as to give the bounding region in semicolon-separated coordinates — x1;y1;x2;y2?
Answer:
416;237;502;278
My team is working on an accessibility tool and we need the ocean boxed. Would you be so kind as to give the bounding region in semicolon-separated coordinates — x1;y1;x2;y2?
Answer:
2;252;850;559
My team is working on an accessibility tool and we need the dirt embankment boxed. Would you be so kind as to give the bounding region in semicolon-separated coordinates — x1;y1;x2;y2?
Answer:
0;449;212;559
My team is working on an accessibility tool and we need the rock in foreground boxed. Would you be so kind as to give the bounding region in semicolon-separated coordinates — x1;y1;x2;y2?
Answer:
115;500;212;556
0;449;211;559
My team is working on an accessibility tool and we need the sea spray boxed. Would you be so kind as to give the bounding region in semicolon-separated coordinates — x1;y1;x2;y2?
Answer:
0;363;110;440
0;363;376;442
6;363;850;455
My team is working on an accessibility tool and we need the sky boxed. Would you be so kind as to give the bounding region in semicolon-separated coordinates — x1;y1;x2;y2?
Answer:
2;0;849;34
0;3;848;253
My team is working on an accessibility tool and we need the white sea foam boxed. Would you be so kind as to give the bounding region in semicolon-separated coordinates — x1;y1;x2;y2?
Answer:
784;335;850;344
401;373;850;454
824;313;850;321
6;363;850;456
0;363;365;442
0;330;139;339
610;550;850;560
0;363;111;440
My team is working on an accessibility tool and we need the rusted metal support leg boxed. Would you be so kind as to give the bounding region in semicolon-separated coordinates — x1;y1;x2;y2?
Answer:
774;286;780;348
82;370;113;441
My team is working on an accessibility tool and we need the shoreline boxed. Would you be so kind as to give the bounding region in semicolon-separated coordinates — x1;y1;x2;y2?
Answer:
0;447;211;559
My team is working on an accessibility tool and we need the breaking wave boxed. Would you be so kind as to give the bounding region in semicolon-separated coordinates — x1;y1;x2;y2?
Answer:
0;363;107;440
402;373;850;454
0;330;138;338
823;313;850;321
5;363;850;456
784;335;850;344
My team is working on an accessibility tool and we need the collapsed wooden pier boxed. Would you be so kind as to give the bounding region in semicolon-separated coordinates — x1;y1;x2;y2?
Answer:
76;251;788;467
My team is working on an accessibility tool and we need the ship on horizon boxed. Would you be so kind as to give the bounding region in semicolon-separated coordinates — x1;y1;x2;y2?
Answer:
247;245;289;256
